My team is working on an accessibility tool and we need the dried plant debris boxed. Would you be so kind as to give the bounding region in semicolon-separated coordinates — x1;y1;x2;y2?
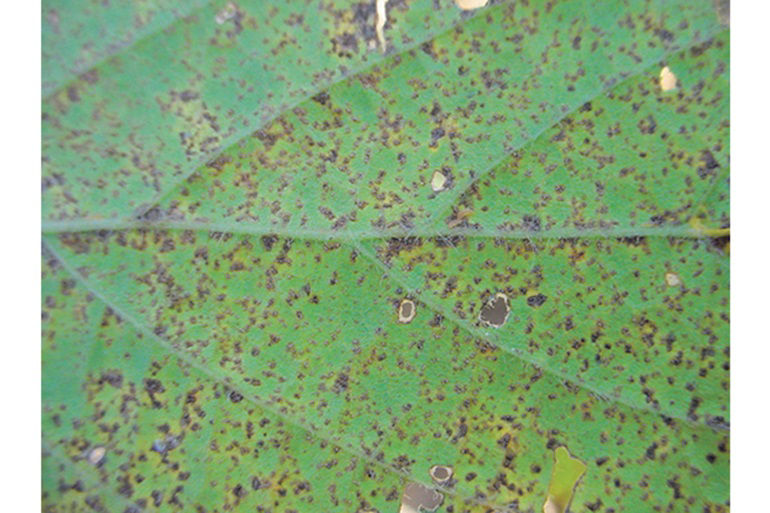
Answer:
399;482;444;513
455;0;489;10
479;293;510;328
542;446;586;513
86;446;105;465
659;66;677;91
665;271;682;287
376;0;389;52
214;2;238;25
398;299;416;323
429;465;453;485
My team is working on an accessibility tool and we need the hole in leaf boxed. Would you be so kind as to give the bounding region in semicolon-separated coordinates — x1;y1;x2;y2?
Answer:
399;482;443;513
479;293;510;328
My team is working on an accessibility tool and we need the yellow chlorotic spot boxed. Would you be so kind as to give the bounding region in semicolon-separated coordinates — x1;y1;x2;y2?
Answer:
665;271;682;287
455;0;489;10
398;299;416;323
542;446;587;513
688;216;730;237
376;0;389;52
659;66;677;91
431;171;447;192
87;446;106;465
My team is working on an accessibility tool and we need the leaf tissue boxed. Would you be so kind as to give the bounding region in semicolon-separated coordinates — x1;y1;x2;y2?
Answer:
42;1;729;512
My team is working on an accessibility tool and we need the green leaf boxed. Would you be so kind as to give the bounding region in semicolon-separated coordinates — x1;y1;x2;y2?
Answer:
42;1;729;512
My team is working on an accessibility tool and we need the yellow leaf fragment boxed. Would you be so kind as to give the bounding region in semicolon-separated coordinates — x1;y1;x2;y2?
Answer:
455;0;489;10
659;66;677;91
542;446;586;513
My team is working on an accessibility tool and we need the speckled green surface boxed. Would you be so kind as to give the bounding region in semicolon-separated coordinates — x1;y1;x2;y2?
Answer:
42;1;729;512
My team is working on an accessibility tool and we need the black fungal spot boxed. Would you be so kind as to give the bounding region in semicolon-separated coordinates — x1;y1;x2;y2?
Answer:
522;214;542;232
312;91;330;105
709;235;730;252
261;235;278;251
332;372;349;393
229;390;243;403
527;294;548;307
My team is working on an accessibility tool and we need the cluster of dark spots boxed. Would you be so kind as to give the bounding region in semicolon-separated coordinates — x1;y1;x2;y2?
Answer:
666;477;683;499
228;390;244;403
619;235;647;246
637;114;657;134
232;484;247;499
332;372;349;393
144;378;165;407
351;1;377;42
261;234;279;251
331;32;359;58
151;434;181;454
428;313;443;327
708;234;730;253
382;236;423;262
206;153;232;172
312;91;330;105
521;214;541;231
585;499;603;511
645;442;658;459
705;415;729;430
177;90;199;102
434;235;465;247
527;293;547;307
99;370;123;388
697;150;721;179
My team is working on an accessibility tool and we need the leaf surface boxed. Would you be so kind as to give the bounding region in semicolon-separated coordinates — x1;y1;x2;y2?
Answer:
42;1;730;512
